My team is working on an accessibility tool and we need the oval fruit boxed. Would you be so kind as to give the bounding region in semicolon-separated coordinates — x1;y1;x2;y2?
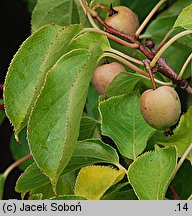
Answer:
105;6;139;35
92;62;125;95
140;86;181;130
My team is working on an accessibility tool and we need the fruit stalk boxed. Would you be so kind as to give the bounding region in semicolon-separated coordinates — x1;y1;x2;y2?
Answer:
143;60;157;90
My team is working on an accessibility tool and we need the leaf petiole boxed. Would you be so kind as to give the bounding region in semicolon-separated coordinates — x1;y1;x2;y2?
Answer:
177;53;192;80
3;154;32;179
171;143;192;181
150;30;192;67
81;28;138;49
135;0;167;38
100;52;172;86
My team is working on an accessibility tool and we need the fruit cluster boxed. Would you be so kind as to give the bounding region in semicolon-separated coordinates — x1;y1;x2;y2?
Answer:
92;5;181;130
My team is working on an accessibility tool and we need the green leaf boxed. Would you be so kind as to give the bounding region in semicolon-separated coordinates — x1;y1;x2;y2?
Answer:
63;139;120;174
102;183;137;200
5;25;82;137
91;0;120;8
156;106;192;162
171;160;192;200
143;0;192;43
143;0;192;38
25;0;37;13
143;0;192;77
174;4;192;29
0;100;5;124
0;112;5;125
49;195;86;200
99;93;155;159
4;25;63;139
10;128;33;171
188;194;192;200
28;48;102;188
31;0;81;32
90;0;121;21
78;117;100;141
31;24;83;106
56;171;77;195
30;171;77;199
74;165;125;200
105;72;151;97
29;183;55;199
31;193;43;200
128;146;177;200
86;83;100;119
102;189;137;200
15;163;77;199
16;139;118;197
0;174;5;199
121;0;160;22
15;163;50;198
67;31;110;51
161;44;192;79
73;0;90;27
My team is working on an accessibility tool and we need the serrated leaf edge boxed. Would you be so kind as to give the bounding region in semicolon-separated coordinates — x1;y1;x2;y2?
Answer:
15;163;50;195
3;24;62;141
27;48;99;190
74;165;125;200
127;145;178;200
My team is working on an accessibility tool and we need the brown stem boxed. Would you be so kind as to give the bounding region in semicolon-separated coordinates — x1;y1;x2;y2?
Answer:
143;60;156;89
92;4;110;12
94;15;154;58
0;104;4;110
169;184;180;200
156;29;174;52
3;154;32;178
0;83;3;90
93;14;192;94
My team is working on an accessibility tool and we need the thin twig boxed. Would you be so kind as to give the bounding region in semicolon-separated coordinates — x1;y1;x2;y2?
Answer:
177;53;192;80
169;184;180;200
135;0;167;38
171;143;192;181
3;154;32;178
156;29;174;52
97;17;192;93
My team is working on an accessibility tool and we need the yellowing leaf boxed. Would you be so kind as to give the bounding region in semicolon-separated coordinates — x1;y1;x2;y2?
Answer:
74;165;125;200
